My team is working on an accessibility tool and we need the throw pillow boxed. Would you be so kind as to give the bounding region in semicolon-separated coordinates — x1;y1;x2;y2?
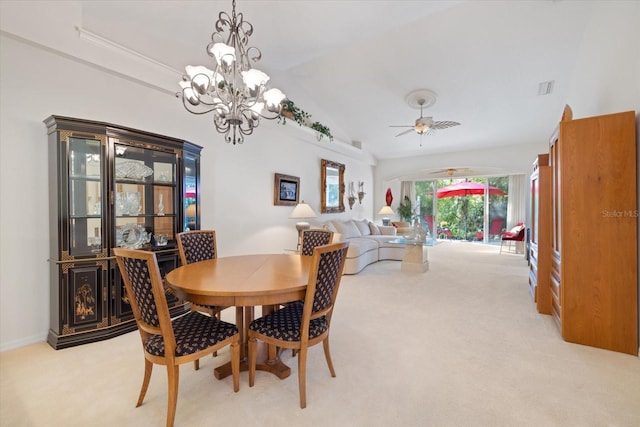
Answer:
368;222;381;235
354;219;371;236
334;220;362;239
508;224;524;234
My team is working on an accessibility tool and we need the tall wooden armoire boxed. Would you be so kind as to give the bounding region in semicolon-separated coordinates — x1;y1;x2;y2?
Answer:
549;107;638;355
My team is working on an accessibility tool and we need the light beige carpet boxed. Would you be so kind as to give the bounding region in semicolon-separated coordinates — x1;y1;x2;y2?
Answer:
2;241;639;426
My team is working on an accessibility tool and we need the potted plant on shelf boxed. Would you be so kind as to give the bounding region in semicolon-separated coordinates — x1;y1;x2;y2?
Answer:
279;99;333;141
279;99;311;126
311;121;333;141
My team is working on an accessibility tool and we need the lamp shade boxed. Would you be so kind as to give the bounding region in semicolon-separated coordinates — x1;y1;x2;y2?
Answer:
289;201;317;219
378;205;395;216
186;204;197;218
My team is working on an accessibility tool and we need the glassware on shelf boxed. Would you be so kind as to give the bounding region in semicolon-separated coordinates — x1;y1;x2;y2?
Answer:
127;192;141;215
116;191;142;216
155;233;168;246
116;192;125;216
157;193;165;216
115;161;153;180
116;224;150;248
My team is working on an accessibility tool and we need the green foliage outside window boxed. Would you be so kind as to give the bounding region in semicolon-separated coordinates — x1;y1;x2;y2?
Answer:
414;177;509;240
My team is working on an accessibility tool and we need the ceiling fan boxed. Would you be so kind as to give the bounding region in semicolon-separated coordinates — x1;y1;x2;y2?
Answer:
427;167;472;177
390;89;461;138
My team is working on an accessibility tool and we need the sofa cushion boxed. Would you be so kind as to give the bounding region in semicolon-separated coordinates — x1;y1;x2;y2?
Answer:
354;219;371;236
334;220;362;239
344;237;378;258
369;222;380;235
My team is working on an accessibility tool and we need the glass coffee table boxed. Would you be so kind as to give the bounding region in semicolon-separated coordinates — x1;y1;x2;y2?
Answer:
386;238;431;273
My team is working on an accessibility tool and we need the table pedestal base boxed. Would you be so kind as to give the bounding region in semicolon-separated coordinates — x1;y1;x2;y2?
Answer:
401;245;429;273
214;343;291;380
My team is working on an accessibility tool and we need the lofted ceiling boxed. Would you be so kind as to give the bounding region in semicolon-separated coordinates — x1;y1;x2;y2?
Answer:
72;1;594;161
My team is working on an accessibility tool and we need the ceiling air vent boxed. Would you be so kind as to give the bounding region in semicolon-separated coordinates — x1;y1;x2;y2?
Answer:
538;80;555;96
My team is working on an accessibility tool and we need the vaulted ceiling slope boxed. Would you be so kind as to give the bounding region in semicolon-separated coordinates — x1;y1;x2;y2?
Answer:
0;1;623;160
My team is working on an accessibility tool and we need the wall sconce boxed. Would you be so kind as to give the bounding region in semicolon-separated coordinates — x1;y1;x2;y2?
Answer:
347;181;356;210
358;181;366;204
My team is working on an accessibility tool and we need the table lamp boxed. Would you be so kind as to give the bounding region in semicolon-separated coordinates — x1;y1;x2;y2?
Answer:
378;205;395;226
289;201;318;251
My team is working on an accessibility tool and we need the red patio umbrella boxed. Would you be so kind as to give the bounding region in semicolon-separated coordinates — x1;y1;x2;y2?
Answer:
430;181;506;240
436;181;506;198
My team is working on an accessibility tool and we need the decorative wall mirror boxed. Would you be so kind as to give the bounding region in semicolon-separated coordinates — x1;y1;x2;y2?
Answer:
321;159;345;213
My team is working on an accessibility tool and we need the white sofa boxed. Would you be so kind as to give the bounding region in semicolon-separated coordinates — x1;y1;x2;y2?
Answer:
310;219;405;275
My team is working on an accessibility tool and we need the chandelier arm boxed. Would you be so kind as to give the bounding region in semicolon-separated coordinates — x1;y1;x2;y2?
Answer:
178;0;285;144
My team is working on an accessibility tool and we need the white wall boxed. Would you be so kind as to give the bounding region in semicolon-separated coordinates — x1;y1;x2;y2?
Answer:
0;34;374;351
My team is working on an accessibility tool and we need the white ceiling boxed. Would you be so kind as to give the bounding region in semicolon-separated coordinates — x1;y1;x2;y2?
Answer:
76;0;594;161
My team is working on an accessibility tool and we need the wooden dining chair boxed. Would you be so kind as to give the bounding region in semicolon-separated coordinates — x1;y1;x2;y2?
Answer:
248;241;349;408
114;248;240;427
286;228;335;356
300;229;334;256
176;230;229;368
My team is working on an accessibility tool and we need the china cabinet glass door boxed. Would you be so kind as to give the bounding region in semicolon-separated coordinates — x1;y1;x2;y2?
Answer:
183;152;199;231
112;141;177;248
68;136;104;257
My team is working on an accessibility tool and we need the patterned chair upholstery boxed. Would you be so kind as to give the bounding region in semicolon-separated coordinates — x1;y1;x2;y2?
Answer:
176;230;228;368
176;230;217;264
248;241;349;409
113;248;240;427
300;229;333;256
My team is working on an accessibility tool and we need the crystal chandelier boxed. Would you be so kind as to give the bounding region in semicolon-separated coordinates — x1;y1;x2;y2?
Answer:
177;0;286;144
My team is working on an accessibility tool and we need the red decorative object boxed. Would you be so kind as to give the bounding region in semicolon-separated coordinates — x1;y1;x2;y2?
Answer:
385;188;393;206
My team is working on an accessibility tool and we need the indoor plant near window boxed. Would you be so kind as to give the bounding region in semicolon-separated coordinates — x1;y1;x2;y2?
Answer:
397;196;414;222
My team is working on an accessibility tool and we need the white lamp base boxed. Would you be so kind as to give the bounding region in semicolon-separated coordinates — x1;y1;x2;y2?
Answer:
295;222;310;251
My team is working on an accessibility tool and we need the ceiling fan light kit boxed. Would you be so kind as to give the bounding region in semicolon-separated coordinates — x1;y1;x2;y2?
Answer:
390;88;461;140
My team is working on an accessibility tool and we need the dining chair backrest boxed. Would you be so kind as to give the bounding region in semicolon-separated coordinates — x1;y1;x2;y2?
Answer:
176;230;217;265
114;248;176;354
302;242;348;335
300;229;334;256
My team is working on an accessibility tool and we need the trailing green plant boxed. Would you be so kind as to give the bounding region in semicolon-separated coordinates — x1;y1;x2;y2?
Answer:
278;99;333;141
279;99;310;126
311;121;333;141
397;195;414;222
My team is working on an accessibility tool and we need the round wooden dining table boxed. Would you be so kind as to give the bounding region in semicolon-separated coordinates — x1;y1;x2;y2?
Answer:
165;253;312;380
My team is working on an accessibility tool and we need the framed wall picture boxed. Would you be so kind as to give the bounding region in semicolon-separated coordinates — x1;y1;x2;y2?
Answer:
274;173;300;206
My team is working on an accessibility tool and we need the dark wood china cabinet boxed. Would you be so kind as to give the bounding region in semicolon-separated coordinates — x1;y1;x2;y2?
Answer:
45;116;202;349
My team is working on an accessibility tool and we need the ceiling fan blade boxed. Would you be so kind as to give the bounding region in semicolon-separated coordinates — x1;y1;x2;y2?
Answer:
389;125;413;128
431;120;461;130
394;128;415;137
